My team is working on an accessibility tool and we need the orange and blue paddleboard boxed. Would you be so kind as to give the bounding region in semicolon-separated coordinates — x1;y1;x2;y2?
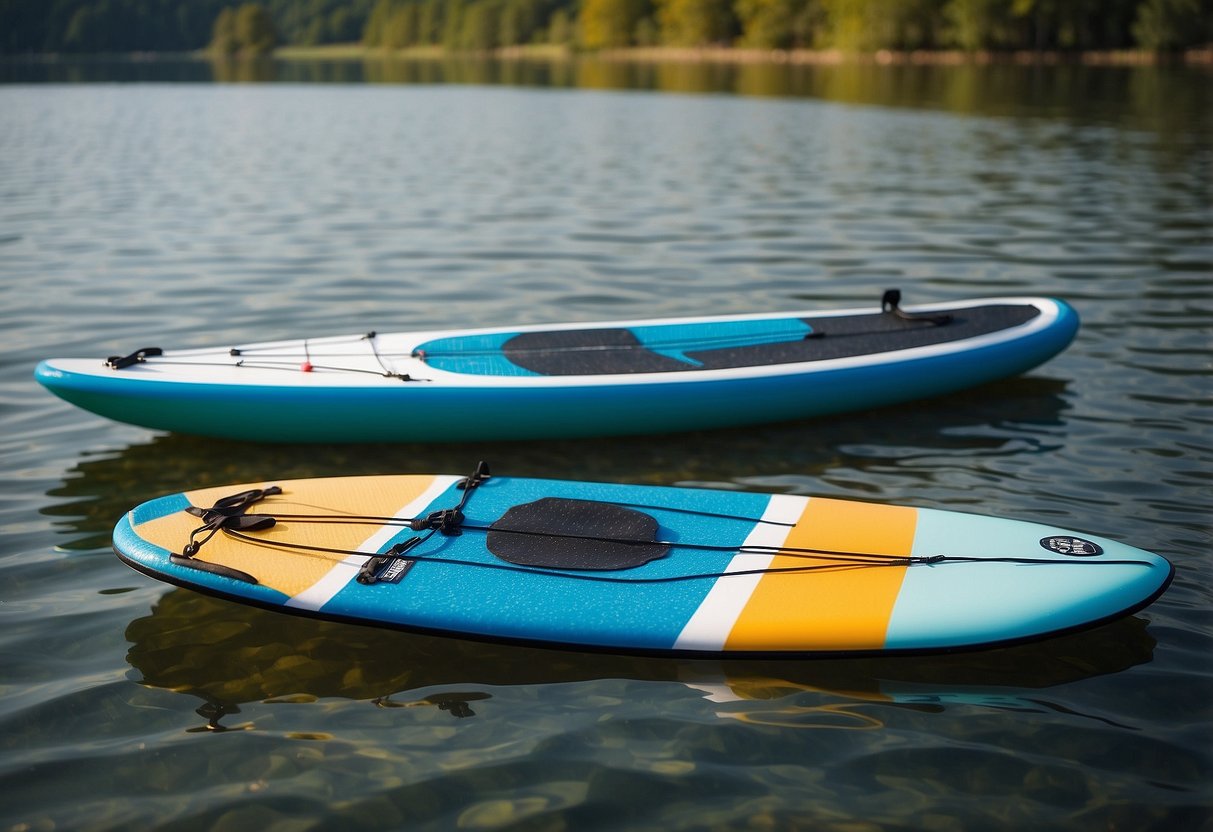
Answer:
112;464;1172;656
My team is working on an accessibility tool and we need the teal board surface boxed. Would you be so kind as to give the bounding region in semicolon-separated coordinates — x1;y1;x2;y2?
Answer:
38;297;1080;442
112;471;1172;656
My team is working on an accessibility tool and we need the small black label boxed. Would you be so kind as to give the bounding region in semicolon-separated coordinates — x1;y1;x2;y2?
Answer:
1040;536;1103;557
376;558;416;584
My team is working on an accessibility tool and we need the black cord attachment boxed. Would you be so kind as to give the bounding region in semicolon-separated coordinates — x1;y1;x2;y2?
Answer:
180;486;283;562
881;289;953;326
403;461;492;537
105;347;163;369
410;508;465;536
169;554;259;584
363;331;413;381
358;537;424;585
458;461;492;491
358;461;492;584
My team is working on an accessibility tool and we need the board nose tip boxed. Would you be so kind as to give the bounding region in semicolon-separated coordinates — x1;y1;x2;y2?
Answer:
33;359;64;386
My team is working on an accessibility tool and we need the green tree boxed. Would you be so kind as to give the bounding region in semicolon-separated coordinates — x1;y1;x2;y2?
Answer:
817;0;873;49
1006;0;1141;50
3;0;1200;57
460;0;501;48
328;6;359;41
235;3;277;53
418;0;445;43
363;0;393;46
656;0;736;45
383;3;419;47
500;0;545;45
634;14;659;43
736;0;822;48
210;6;240;53
63;5;103;52
1133;0;1209;49
209;3;277;54
580;0;651;47
943;0;1008;50
301;17;324;44
442;0;466;47
547;7;573;43
818;0;941;50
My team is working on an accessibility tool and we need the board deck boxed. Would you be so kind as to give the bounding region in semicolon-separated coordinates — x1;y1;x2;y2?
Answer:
37;293;1078;442
113;466;1172;656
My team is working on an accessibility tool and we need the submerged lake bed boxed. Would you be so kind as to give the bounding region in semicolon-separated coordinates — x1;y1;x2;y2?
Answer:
1;58;1210;830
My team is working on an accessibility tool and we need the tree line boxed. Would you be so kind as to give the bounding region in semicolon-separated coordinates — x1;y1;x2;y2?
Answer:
1;0;375;55
3;0;1209;56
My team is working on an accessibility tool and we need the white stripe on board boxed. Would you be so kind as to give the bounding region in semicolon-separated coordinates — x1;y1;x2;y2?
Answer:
284;475;462;612
672;494;807;652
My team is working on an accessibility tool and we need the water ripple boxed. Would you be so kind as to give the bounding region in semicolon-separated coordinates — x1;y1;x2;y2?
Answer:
1;74;1210;830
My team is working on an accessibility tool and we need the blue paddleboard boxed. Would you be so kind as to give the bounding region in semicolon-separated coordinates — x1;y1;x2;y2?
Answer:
39;291;1078;442
113;464;1171;656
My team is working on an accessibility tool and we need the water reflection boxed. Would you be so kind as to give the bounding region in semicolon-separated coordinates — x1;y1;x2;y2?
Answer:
2;56;1208;135
124;586;1157;731
3;55;1207;831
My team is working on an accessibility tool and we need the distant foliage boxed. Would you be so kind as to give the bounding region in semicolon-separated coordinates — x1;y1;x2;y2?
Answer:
210;5;278;55
579;0;654;48
1133;0;1211;50
655;0;736;46
944;0;1014;51
211;8;238;54
0;0;375;54
237;4;277;54
363;0;568;48
1;0;1209;54
814;0;930;50
734;0;823;49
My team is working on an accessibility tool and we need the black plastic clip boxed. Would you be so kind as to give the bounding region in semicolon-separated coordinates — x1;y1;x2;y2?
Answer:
105;347;163;369
358;537;423;585
185;487;283;526
410;508;465;536
180;486;283;561
458;460;492;491
881;289;952;326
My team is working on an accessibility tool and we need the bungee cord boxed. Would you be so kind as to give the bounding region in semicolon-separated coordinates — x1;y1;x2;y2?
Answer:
172;464;1157;589
250;497;793;529
110;332;417;380
102;290;970;378
195;516;1157;589
218;525;914;586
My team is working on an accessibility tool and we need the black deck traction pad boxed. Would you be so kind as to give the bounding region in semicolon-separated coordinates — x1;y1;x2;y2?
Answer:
501;304;1040;376
486;498;671;570
503;329;692;375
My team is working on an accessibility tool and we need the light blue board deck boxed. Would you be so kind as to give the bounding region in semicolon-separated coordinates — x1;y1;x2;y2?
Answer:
113;472;1173;656
36;296;1080;442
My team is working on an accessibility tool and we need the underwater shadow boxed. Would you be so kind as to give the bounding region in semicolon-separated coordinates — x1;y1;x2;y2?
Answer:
124;584;1156;730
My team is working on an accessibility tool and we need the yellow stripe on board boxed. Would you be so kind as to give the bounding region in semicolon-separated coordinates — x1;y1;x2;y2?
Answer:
134;475;439;598
725;497;918;652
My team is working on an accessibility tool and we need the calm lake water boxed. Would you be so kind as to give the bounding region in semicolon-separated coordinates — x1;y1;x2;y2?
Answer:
1;58;1210;830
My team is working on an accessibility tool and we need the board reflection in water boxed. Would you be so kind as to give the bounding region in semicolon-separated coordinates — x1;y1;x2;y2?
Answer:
125;587;1159;731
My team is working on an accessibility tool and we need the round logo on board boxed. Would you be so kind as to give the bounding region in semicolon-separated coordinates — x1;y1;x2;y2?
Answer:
1040;536;1103;557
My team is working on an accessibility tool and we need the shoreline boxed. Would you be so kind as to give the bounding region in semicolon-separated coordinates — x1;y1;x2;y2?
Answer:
276;43;1213;66
5;44;1211;67
591;46;1213;66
